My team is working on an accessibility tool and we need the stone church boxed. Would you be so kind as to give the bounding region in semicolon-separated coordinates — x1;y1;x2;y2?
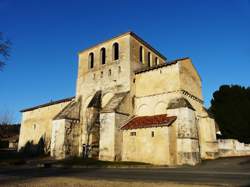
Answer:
18;32;220;165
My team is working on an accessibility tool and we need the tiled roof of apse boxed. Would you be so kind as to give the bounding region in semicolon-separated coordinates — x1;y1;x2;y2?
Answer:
121;114;177;130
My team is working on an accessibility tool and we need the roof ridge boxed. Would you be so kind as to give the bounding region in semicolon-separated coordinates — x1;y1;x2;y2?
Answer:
134;57;190;74
121;114;177;130
20;96;75;112
78;31;166;60
101;91;128;112
120;115;136;129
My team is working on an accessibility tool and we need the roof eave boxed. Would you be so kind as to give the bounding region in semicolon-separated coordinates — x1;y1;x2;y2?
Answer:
20;96;75;113
135;57;190;74
78;31;167;61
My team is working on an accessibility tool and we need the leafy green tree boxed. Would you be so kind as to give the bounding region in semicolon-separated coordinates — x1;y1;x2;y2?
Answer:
209;85;250;143
0;32;11;70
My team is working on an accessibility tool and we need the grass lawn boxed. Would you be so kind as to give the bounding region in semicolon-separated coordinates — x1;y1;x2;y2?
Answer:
0;149;150;167
0;149;26;166
0;149;50;166
55;157;150;166
0;177;213;187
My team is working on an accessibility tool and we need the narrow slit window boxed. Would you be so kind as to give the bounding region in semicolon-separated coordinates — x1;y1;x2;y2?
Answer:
88;52;94;69
100;48;106;65
148;52;151;67
118;66;121;73
155;57;159;65
130;131;136;136
151;131;154;137
108;69;111;76
139;46;144;63
100;71;103;78
113;42;119;60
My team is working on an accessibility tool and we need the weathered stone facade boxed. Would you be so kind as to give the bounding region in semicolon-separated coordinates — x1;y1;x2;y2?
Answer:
18;98;73;154
18;32;248;165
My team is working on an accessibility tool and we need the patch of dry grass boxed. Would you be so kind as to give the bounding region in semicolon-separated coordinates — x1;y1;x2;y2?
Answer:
55;157;150;166
0;177;217;187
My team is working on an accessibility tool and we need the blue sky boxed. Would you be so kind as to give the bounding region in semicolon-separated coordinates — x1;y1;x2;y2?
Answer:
0;0;249;123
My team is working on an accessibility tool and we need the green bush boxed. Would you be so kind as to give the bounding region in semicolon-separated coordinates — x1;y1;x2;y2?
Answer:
209;85;250;143
0;140;8;148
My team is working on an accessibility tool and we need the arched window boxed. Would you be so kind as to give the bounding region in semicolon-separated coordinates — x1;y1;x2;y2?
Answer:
155;57;159;65
88;52;94;69
139;46;144;63
112;43;119;60
148;52;151;66
100;48;106;65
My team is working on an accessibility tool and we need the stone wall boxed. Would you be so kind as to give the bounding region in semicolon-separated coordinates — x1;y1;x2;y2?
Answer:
76;33;168;156
76;34;131;98
218;139;250;157
179;58;203;104
76;34;132;155
167;107;201;165
135;63;180;98
51;119;66;159
198;116;219;159
114;113;128;161
51;119;81;159
134;59;204;116
19;32;234;166
99;112;128;161
135;91;182;116
122;127;171;165
18;100;71;153
99;113;115;161
130;36;165;72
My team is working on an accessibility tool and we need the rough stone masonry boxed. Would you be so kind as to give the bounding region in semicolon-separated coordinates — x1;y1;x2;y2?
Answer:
18;32;250;165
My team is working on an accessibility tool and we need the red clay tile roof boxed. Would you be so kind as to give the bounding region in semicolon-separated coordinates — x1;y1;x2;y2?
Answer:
121;114;177;130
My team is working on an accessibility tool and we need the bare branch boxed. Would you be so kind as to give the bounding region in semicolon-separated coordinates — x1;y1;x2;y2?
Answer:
0;32;11;71
0;110;14;125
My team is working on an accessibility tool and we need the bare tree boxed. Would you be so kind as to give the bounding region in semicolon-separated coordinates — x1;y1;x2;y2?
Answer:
0;110;14;125
0;32;11;71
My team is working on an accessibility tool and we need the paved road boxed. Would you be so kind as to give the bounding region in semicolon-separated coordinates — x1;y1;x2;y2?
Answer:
0;157;250;186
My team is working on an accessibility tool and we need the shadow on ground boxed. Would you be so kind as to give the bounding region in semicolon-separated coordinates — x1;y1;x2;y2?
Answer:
1;152;250;187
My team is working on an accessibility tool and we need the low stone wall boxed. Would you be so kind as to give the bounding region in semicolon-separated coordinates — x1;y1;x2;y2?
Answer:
218;139;250;157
